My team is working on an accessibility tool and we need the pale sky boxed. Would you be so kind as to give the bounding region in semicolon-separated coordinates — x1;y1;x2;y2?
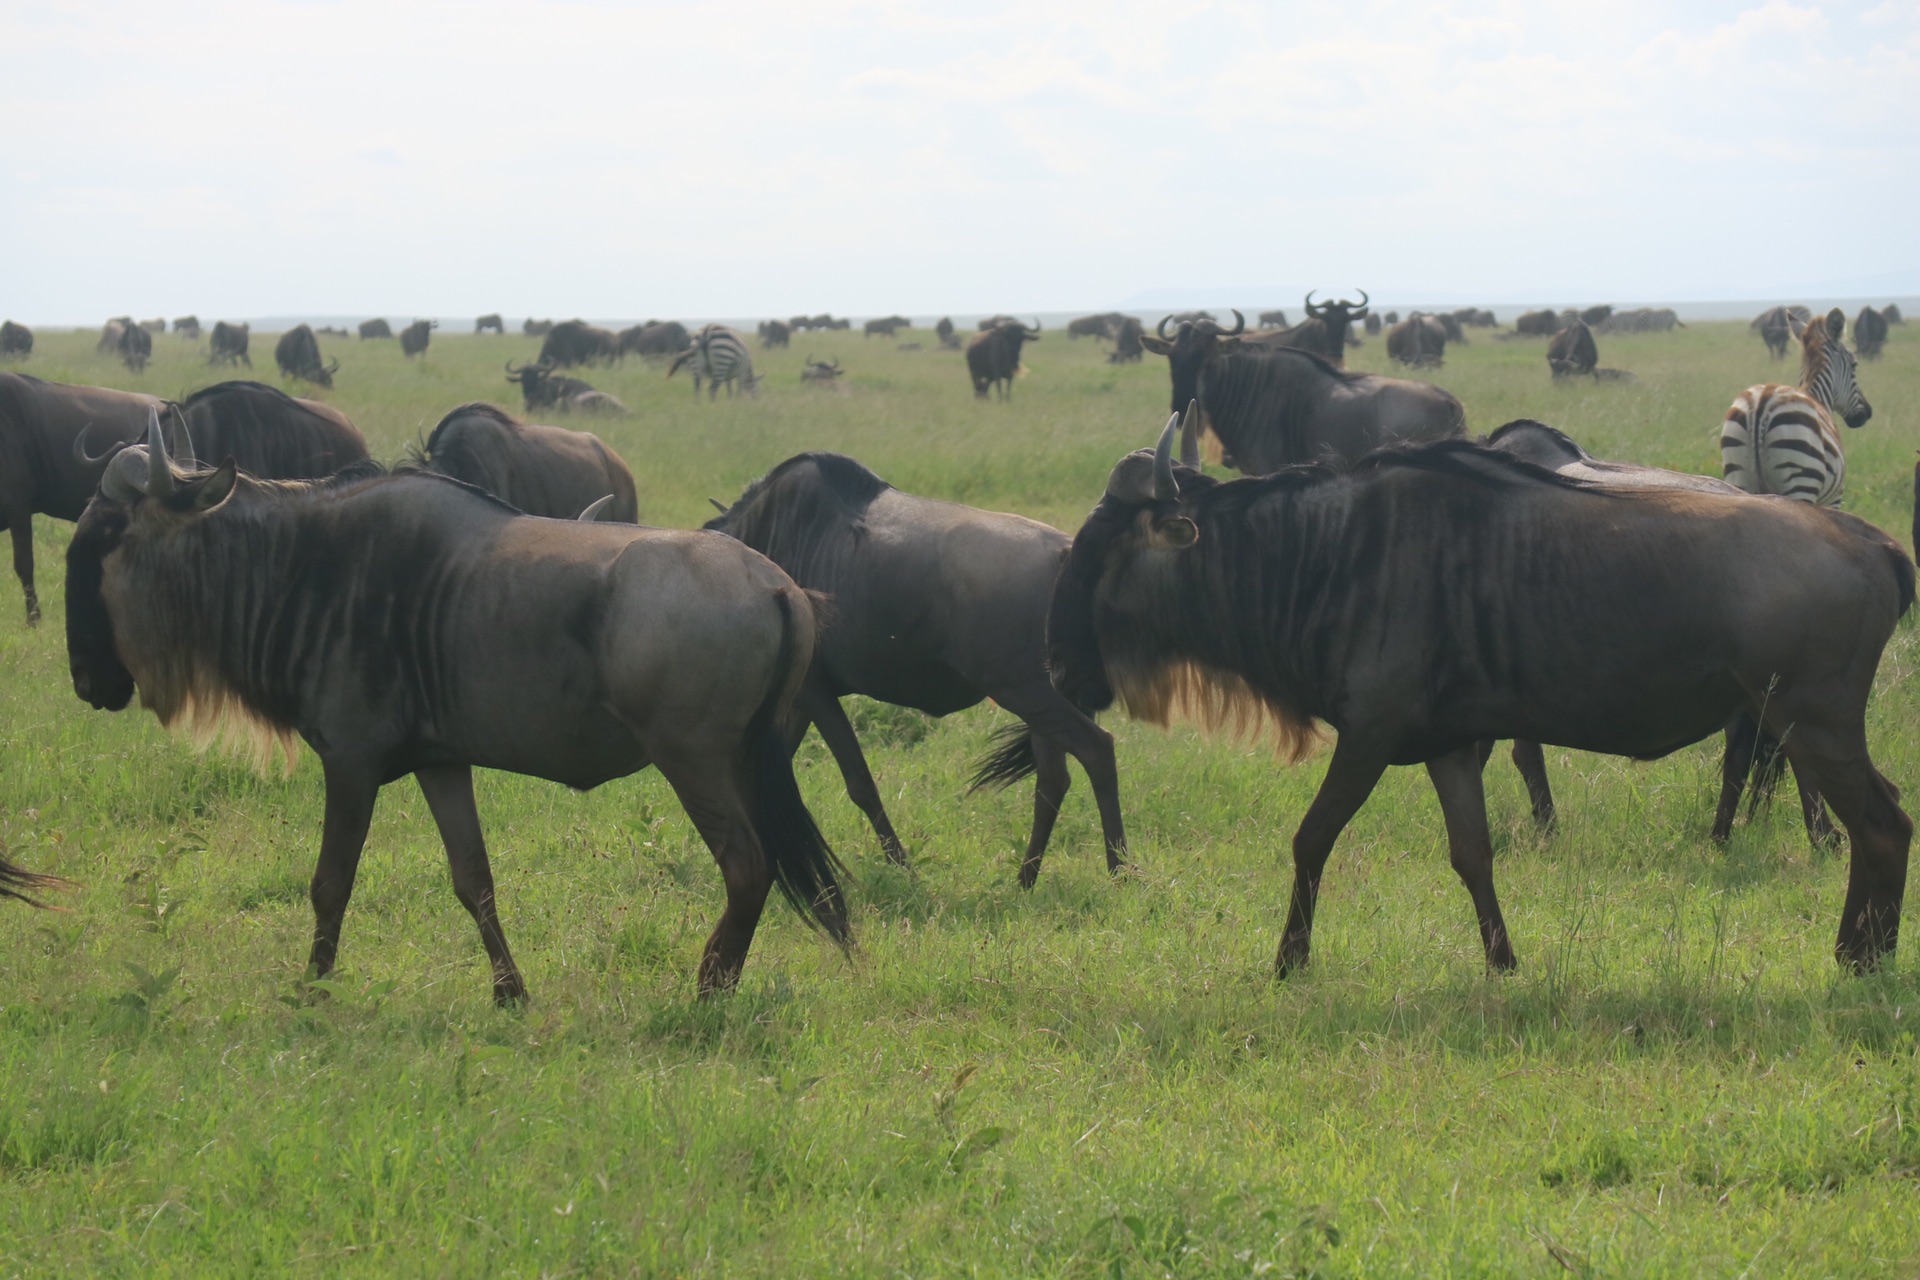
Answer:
4;0;1916;322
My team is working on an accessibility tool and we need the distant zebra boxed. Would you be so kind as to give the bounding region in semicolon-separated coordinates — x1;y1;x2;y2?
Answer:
667;325;757;399
1720;308;1872;506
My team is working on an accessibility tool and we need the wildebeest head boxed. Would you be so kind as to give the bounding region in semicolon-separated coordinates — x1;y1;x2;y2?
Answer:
1803;307;1871;429
1139;309;1246;413
67;410;236;712
1303;290;1369;350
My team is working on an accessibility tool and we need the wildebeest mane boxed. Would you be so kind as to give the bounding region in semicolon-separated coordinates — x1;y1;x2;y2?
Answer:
408;400;521;467
1201;345;1364;451
707;452;892;585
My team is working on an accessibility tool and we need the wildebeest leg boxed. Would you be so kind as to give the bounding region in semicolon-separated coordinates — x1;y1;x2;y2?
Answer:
1794;766;1838;849
1277;742;1388;978
415;764;527;1006
1510;741;1556;831
1017;736;1071;889
306;763;378;982
1775;723;1912;972
654;756;772;995
799;683;908;866
1712;715;1762;841
6;514;35;624
1426;746;1517;971
993;682;1128;882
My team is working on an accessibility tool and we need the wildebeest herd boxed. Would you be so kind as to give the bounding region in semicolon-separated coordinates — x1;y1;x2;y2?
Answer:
0;296;1912;1006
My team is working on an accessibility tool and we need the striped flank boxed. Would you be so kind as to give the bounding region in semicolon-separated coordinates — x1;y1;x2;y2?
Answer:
1720;384;1846;506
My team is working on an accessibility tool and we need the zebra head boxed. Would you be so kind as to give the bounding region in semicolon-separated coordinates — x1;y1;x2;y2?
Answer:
1804;308;1872;429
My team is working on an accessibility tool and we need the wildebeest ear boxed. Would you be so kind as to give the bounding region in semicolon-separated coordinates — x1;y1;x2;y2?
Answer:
1139;335;1173;355
173;460;237;514
1151;515;1199;550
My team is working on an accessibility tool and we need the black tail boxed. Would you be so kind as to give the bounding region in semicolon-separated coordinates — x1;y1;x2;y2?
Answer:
746;592;851;946
0;857;66;908
1745;733;1789;821
968;722;1036;794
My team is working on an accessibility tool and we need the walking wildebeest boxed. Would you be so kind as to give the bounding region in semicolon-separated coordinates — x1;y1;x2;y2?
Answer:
1855;306;1889;360
1257;310;1289;330
706;452;1126;883
758;320;791;349
966;319;1040;400
1048;418;1914;978
1108;317;1144;364
0;374;168;622
523;318;554;337
210;321;251;367
475;313;505;335
410;402;638;522
275;325;337;388
863;315;911;339
0;322;30;357
1514;310;1559;337
1386;313;1449;367
358;319;392;340
1140;314;1463;473
173;316;201;340
1548;320;1599;377
400;319;436;358
66;417;850;1002
503;361;629;415
540;319;618;367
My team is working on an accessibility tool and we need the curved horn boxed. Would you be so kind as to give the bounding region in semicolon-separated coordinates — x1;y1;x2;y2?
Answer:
1353;288;1369;310
1224;309;1245;336
708;497;729;515
325;356;340;374
73;422;131;467
577;495;615;522
1304;290;1325;317
1028;317;1043;333
1153;413;1179;502
166;407;197;469
1156;314;1175;339
145;406;175;497
504;359;523;374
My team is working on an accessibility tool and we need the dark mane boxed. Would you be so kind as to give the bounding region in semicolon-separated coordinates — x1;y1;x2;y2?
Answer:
183;380;325;419
712;451;891;525
1185;438;1599;519
1258;344;1367;382
1202;345;1365;458
419;401;523;461
705;452;893;584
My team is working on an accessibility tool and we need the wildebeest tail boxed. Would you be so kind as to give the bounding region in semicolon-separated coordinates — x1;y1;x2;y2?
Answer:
747;588;851;945
968;722;1036;793
0;856;66;908
1891;538;1916;618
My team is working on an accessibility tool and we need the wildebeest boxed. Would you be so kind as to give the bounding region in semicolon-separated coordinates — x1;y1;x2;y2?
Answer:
209;321;251;367
99;318;151;371
1885;304;1904;325
1257;310;1289;329
1049;418;1915;978
0;374;168;621
540;319;619;367
1068;313;1127;340
139;318;166;335
173;316;201;339
1383;311;1400;325
358;319;392;340
1363;313;1382;336
1513;310;1559;336
800;356;843;383
1597;307;1681;334
0;322;30;357
1298;291;1370;364
617;321;691;359
1453;308;1498;328
1547;320;1599;377
668;325;756;398
1142;315;1464;473
863;315;911;339
1386;313;1449;367
976;314;1019;331
965;319;1040;400
503;360;629;415
1108;316;1144;364
275;325;338;388
65;419;849;1002
172;381;371;482
316;326;352;338
1751;305;1812;359
707;453;1126;883
523;318;554;336
758;320;791;349
410;402;638;522
935;317;959;348
1855;306;1889;360
475;313;505;335
400;319;436;358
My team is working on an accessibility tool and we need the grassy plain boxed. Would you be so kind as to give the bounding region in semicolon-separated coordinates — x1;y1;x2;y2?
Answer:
0;316;1917;1276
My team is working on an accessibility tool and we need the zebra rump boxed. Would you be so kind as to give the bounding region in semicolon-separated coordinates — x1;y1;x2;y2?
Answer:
668;325;757;399
1720;385;1846;506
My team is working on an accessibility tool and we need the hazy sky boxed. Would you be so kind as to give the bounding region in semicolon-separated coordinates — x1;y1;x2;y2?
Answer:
4;0;1915;321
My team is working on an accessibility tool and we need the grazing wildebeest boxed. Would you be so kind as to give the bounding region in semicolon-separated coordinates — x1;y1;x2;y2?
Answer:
400;319;436;358
540;319;618;367
618;321;690;359
139;318;166;335
66;419;850;1001
410;402;638;522
101;318;151;372
358;319;392;340
800;356;843;383
0;322;31;357
316;326;352;339
1885;304;1904;325
707;453;1126;882
523;318;554;336
1049;418;1915;978
669;326;756;398
503;360;629;416
0;374;168;622
863;315;911;339
209;321;251;367
1068;313;1126;340
935;317;959;348
1514;310;1559;336
965;319;1040;400
1547;320;1599;377
1142;316;1464;473
1257;310;1289;329
275;325;337;388
1855;306;1889;360
1598;307;1682;334
475;313;505;335
758;320;791;349
1108;316;1144;364
173;316;201;339
1386;314;1449;367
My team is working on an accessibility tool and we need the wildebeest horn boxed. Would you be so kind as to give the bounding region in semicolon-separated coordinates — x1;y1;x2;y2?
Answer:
504;359;522;374
168;412;198;468
1156;314;1175;339
708;497;729;515
1153;413;1179;502
1304;290;1325;317
1028;317;1043;333
577;495;614;522
1352;288;1369;311
325;357;340;374
73;422;131;467
145;406;175;497
1224;309;1245;336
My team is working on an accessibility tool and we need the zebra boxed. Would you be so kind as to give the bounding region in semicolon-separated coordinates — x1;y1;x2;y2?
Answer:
1720;307;1872;507
668;325;757;399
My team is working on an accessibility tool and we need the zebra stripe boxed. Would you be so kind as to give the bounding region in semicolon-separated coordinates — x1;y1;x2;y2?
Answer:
674;326;756;399
1720;384;1845;505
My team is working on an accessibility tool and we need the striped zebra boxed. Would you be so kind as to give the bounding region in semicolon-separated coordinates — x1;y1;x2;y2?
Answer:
1720;307;1872;506
668;325;757;399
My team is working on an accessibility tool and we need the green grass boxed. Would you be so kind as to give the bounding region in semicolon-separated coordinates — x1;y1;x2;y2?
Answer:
0;319;1917;1276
